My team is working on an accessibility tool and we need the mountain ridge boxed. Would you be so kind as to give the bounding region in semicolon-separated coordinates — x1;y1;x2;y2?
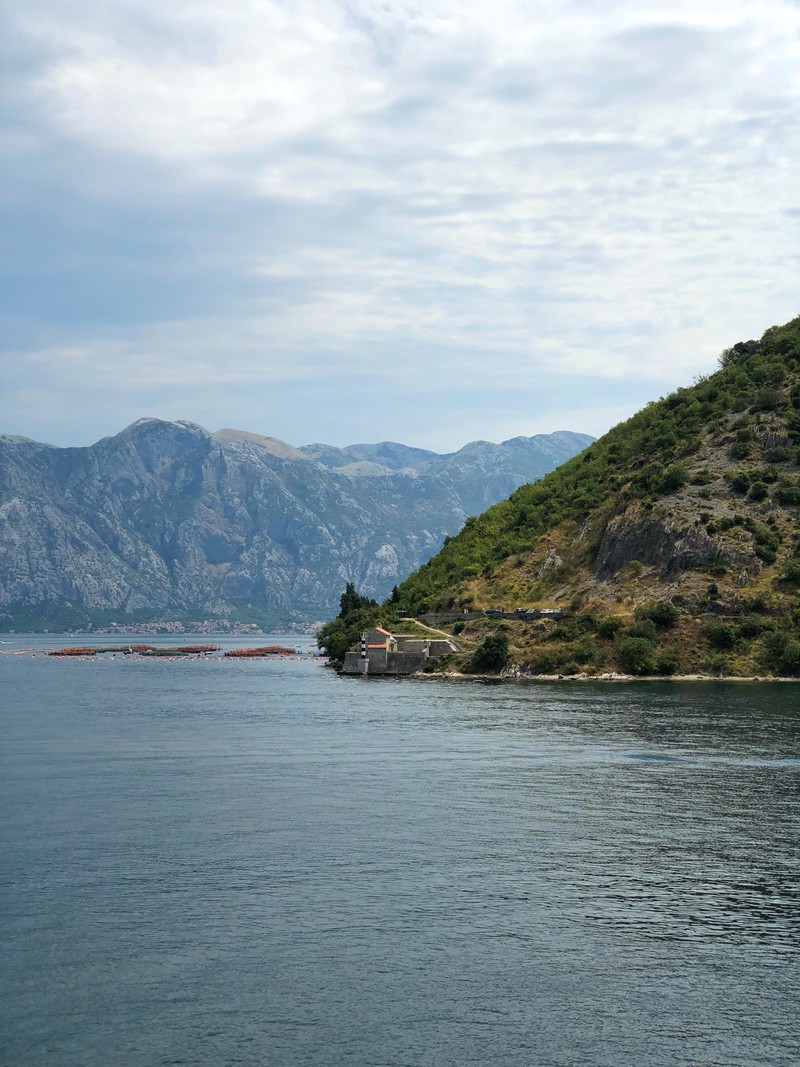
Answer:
0;422;593;630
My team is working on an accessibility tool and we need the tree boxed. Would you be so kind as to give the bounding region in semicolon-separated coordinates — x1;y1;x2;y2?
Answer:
618;637;656;675
338;582;377;619
472;634;509;672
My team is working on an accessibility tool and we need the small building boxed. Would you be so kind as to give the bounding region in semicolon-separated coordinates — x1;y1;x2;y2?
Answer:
341;626;459;676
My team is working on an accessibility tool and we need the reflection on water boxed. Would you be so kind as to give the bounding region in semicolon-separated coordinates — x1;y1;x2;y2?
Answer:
1;641;798;1067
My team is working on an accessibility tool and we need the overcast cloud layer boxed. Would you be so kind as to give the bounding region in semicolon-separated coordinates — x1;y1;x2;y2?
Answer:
2;0;799;449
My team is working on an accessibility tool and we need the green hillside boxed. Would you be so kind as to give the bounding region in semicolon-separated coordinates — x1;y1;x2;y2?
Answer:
324;315;800;677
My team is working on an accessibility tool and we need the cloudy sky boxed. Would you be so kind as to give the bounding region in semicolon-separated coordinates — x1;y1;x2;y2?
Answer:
2;0;799;451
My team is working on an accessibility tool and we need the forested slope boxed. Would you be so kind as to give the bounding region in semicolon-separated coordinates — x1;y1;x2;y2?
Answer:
364;315;800;677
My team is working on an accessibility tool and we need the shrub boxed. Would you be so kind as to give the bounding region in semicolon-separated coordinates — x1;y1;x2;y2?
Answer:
452;621;465;635
755;466;779;484
567;637;600;664
705;654;731;676
472;634;509;672
622;560;644;578
726;471;750;494
748;481;769;502
628;619;657;641
618;637;656;675
752;386;781;412
659;464;689;494
528;650;558;673
598;616;623;639
778;642;800;675
706;622;736;650
737;618;766;639
655;653;680;675
547;623;576;642
775;484;800;506
640;601;680;628
754;544;777;565
692;471;713;486
779;561;800;585
763;630;790;661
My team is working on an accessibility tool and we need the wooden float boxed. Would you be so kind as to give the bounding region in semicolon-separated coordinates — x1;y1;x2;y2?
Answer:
139;645;221;656
223;646;295;658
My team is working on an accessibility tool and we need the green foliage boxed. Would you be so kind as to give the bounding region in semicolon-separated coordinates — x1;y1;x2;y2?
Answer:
775;482;800;506
471;634;509;671
748;481;769;501
755;466;779;483
392;315;800;614
638;601;680;628
726;470;750;494
451;621;465;635
777;641;800;675
628;619;657;641
598;616;624;639
705;622;736;650
779;560;800;585
622;560;644;578
752;386;781;412
618;637;656;675
705;653;731;676
737;617;767;638
527;649;559;673
567;636;600;664
317;584;386;663
655;653;680;675
760;629;800;675
339;582;378;618
659;464;689;494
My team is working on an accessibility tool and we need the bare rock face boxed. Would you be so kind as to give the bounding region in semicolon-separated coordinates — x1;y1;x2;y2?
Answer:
593;505;749;580
0;420;592;625
537;546;564;578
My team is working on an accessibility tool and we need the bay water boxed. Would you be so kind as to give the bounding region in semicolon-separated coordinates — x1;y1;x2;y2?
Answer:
1;635;799;1066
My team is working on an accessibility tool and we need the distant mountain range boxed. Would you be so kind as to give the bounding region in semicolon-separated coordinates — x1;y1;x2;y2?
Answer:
0;420;592;629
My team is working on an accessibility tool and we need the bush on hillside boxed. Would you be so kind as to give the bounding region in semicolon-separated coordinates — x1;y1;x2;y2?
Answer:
618;637;656;675
705;623;736;650
598;616;624;639
639;601;680;628
472;634;509;672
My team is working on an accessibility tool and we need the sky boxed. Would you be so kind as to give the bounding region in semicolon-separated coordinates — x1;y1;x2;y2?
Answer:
2;0;799;452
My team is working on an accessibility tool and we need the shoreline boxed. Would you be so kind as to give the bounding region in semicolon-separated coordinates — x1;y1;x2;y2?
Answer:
409;668;800;683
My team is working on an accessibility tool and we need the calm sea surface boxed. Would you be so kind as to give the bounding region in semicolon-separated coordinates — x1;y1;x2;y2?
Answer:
1;634;799;1067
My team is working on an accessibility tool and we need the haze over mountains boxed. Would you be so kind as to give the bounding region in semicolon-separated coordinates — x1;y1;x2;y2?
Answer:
0;420;592;629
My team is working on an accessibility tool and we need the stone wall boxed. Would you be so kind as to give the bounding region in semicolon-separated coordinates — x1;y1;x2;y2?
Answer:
384;651;428;674
394;637;427;653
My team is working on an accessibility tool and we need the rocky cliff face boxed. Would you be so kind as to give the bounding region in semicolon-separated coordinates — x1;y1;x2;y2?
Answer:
0;420;592;626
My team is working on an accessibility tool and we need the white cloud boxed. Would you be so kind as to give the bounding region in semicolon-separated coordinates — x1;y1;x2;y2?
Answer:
2;0;799;447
